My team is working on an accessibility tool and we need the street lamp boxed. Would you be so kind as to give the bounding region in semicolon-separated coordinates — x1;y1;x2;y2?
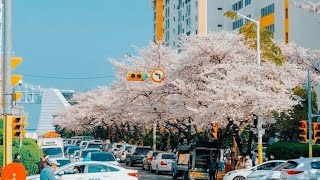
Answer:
236;13;261;67
231;12;263;164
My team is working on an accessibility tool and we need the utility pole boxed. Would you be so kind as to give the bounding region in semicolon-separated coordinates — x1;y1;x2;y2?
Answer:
308;70;313;157
2;0;13;165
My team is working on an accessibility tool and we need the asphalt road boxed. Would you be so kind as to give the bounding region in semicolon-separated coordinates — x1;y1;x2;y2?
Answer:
120;163;172;180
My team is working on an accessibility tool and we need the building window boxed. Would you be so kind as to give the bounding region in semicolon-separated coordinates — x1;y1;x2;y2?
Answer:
261;3;274;17
245;14;251;24
217;24;222;27
285;8;288;19
218;8;222;10
285;32;289;43
245;0;251;6
185;0;190;4
195;16;197;21
265;24;275;33
195;30;198;34
195;1;198;7
186;18;191;28
186;4;191;17
232;18;244;30
232;0;243;11
178;23;183;35
186;31;191;36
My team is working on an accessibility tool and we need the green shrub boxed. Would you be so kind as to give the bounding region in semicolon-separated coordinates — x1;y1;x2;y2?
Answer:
267;141;320;160
0;138;43;176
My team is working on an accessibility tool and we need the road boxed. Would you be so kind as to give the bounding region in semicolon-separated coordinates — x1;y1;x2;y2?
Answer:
120;163;172;180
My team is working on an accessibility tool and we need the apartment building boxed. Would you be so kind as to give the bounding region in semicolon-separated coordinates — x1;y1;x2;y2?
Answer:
152;0;320;50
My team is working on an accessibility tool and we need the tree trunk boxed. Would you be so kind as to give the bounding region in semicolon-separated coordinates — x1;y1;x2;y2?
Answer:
231;136;239;170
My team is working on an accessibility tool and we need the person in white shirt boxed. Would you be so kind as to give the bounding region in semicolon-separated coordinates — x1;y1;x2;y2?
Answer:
244;155;253;169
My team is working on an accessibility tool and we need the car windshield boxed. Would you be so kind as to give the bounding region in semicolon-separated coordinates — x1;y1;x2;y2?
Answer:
43;147;63;157
136;148;152;155
280;161;299;170
68;147;80;154
91;153;115;161
56;159;71;167
162;154;175;159
125;146;132;151
88;144;101;149
153;151;160;157
82;150;100;158
116;145;122;148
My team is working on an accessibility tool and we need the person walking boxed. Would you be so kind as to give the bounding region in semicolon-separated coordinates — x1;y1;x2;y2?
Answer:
236;156;245;170
40;159;59;180
13;153;22;163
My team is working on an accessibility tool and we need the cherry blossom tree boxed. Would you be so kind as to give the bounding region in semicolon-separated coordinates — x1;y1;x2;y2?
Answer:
293;1;320;14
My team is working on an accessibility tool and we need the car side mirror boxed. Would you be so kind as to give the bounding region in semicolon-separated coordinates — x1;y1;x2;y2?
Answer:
117;158;121;162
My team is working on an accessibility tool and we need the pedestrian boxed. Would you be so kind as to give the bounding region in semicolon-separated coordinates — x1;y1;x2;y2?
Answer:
38;154;49;174
40;159;60;180
244;155;253;169
13;153;22;163
236;156;245;169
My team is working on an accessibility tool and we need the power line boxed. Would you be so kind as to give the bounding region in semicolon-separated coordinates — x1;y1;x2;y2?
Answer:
21;74;115;80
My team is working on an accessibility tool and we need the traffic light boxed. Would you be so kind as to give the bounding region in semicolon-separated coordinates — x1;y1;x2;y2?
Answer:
12;116;27;138
299;120;308;143
314;122;320;144
11;57;23;102
127;72;148;81
211;122;218;140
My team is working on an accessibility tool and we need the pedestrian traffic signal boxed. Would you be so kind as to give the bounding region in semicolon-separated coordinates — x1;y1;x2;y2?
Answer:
299;120;308;143
127;72;148;81
314;122;320;144
12;116;27;138
211;122;218;140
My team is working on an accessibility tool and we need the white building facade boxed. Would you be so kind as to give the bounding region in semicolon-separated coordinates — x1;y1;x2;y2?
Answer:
153;0;320;50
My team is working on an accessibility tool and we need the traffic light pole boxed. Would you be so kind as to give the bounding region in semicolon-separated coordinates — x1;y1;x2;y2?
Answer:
308;70;313;158
2;0;13;165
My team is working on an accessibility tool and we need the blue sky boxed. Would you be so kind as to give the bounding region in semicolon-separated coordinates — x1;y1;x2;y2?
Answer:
13;0;153;91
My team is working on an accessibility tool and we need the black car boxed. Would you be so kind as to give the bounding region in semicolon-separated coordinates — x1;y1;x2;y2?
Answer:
125;146;152;166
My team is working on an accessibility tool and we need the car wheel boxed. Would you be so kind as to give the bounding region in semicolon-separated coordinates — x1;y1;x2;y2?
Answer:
182;171;188;180
233;176;245;180
172;170;177;180
129;158;134;167
156;166;160;175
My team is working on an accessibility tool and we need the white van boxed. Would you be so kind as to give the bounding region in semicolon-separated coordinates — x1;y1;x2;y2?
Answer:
37;137;64;158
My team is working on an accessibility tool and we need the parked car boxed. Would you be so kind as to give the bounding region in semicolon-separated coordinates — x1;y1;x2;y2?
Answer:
72;148;102;162
50;157;72;168
115;144;132;163
65;146;81;159
223;160;285;180
280;157;320;180
84;152;119;166
109;143;124;154
101;144;112;151
142;151;161;171
246;161;288;180
150;153;175;174
125;146;152;166
27;161;138;180
84;142;102;149
79;141;91;148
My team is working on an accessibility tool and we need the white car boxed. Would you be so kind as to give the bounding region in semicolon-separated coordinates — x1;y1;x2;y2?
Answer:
85;152;120;166
49;157;72;168
280;157;320;180
246;161;287;180
27;161;138;180
150;153;175;174
223;160;285;180
115;144;132;162
72;148;101;162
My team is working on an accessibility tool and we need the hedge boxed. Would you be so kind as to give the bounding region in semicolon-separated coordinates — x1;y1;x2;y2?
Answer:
266;141;320;160
0;138;43;176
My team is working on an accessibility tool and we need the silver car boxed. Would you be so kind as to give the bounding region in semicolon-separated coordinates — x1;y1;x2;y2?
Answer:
280;157;320;180
150;153;175;174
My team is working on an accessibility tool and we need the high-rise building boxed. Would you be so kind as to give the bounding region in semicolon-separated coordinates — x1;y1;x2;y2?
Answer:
152;0;320;50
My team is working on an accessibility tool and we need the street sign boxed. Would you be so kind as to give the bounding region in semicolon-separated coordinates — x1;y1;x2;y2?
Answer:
151;68;166;83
